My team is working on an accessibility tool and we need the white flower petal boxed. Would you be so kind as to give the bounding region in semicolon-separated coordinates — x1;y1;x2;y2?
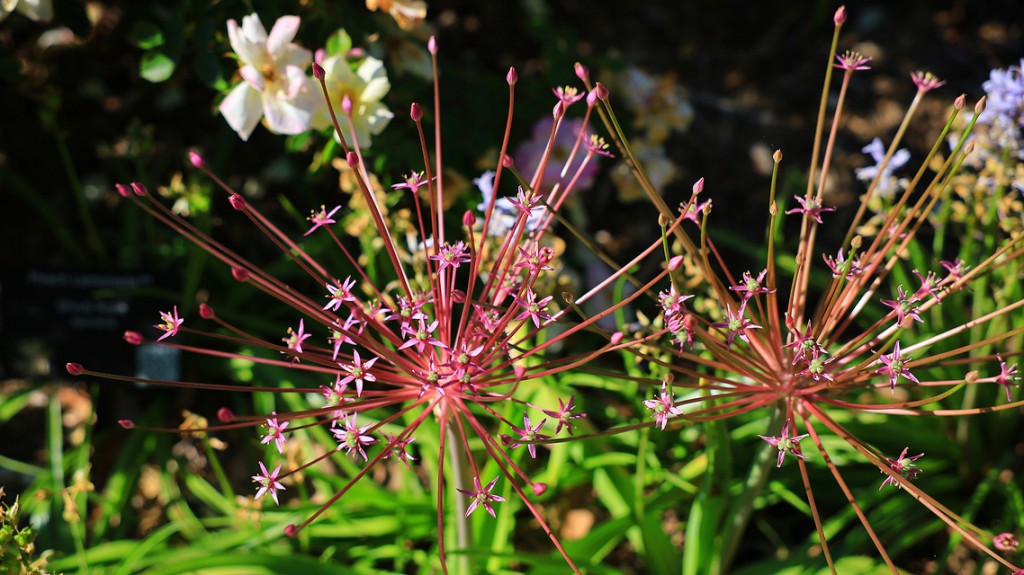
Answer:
266;15;300;56
356;56;386;83
228;18;266;68
239;65;265;91
362;76;391;103
263;95;312;135
220;82;264;141
276;44;312;70
240;13;268;43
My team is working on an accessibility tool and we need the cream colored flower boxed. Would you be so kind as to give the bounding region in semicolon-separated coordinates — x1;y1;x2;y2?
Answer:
365;0;427;30
313;54;393;149
219;13;319;141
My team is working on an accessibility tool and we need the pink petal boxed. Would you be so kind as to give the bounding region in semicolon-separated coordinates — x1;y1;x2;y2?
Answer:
262;94;311;135
227;17;266;68
220;82;263;141
239;65;265;91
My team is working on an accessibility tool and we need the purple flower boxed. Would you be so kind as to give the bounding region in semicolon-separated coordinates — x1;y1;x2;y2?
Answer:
542;394;586;436
324;276;358;311
282;318;312;361
514;117;600;190
823;248;863;279
261;412;289;454
643;382;683;430
155;305;184;341
428;241;471;272
514;289;554;328
996;354;1019;402
728;269;774;302
876;341;919;392
881;286;923;327
786;195;836;224
510;415;549;458
834;50;871;71
456;476;506;518
332;414;377;462
338;349;378;397
710;302;761;348
758;419;810;467
305;205;341;236
855;137;910;198
252;461;285;504
879;447;923;489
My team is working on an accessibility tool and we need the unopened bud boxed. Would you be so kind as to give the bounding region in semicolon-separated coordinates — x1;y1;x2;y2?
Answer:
668;255;684;271
228;194;246;211
410;102;423;121
217;407;235;423
574;62;589;82
118;419;135;429
312;62;325;80
964;370;979;383
462;210;476;226
502;154;514;168
658;213;669;227
188;150;204;168
851;235;863;249
115;183;131;197
594;82;609;101
692;177;705;195
834;5;846;25
964;140;975;154
506;66;517;85
769;201;777;215
346;151;359;168
130;182;148;196
123;331;143;345
773;149;783;163
586;88;600;107
513;365;526;380
342;95;353;116
532;483;547;496
610;332;624;345
562;292;575;304
552;101;565;119
427;35;437;54
954;94;965;110
231;267;250;282
451;289;466;303
974;95;987;114
199;303;214;319
66;363;84;376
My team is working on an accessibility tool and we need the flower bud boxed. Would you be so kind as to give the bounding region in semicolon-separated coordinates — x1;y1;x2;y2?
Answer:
668;255;684;271
773;149;783;162
346;151;360;168
552;101;565;119
562;292;575;304
427;36;437;54
66;363;84;376
188;150;204;168
954;94;965;110
965;140;975;154
118;419;135;429
610;332;624;345
228;194;246;211
199;303;214;319
130;182;148;196
115;183;131;197
532;483;548;496
410;102;422;121
574;62;589;82
594;82;609;101
502;154;514;168
506;66;517;85
342;95;353;116
217;407;235;423
123;331;143;345
451;289;467;303
231;267;250;282
586;88;600;107
462;210;476;226
833;5;846;25
284;524;299;538
513;365;526;380
974;95;987;114
311;62;325;80
692;177;705;195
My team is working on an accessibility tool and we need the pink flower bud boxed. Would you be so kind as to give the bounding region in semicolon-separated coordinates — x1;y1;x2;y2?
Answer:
692;177;705;195
954;94;965;110
123;331;143;345
346;151;360;168
574;62;589;82
975;95;987;114
462;210;476;226
502;154;514;168
552;101;565;119
586;88;599;107
229;194;246;211
66;362;84;376
451;289;466;303
231;267;250;282
532;483;548;496
427;35;437;54
410;102;423;121
513;365;526;380
594;82;609;101
312;62;325;80
199;303;214;319
130;182;148;196
188;150;204;168
342;95;353;116
669;255;684;271
118;419;135;429
506;66;517;85
115;183;131;197
834;5;846;25
284;524;299;538
995;532;1020;552
217;407;235;423
610;332;624;345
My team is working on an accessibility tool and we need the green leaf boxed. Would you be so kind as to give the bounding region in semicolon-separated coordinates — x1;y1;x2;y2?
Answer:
325;28;353;57
131;20;164;49
140;51;176;83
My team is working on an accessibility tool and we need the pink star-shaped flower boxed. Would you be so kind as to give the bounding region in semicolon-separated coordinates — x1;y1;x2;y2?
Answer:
785;195;836;224
876;341;919;392
996;354;1019;402
510;415;549;458
304;205;341;236
643;382;683;430
252;461;285;504
282;319;312;361
338;349;378;397
758;419;810;467
456;476;506;518
261;412;289;454
155;306;184;341
332;414;377;462
879;447;923;489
